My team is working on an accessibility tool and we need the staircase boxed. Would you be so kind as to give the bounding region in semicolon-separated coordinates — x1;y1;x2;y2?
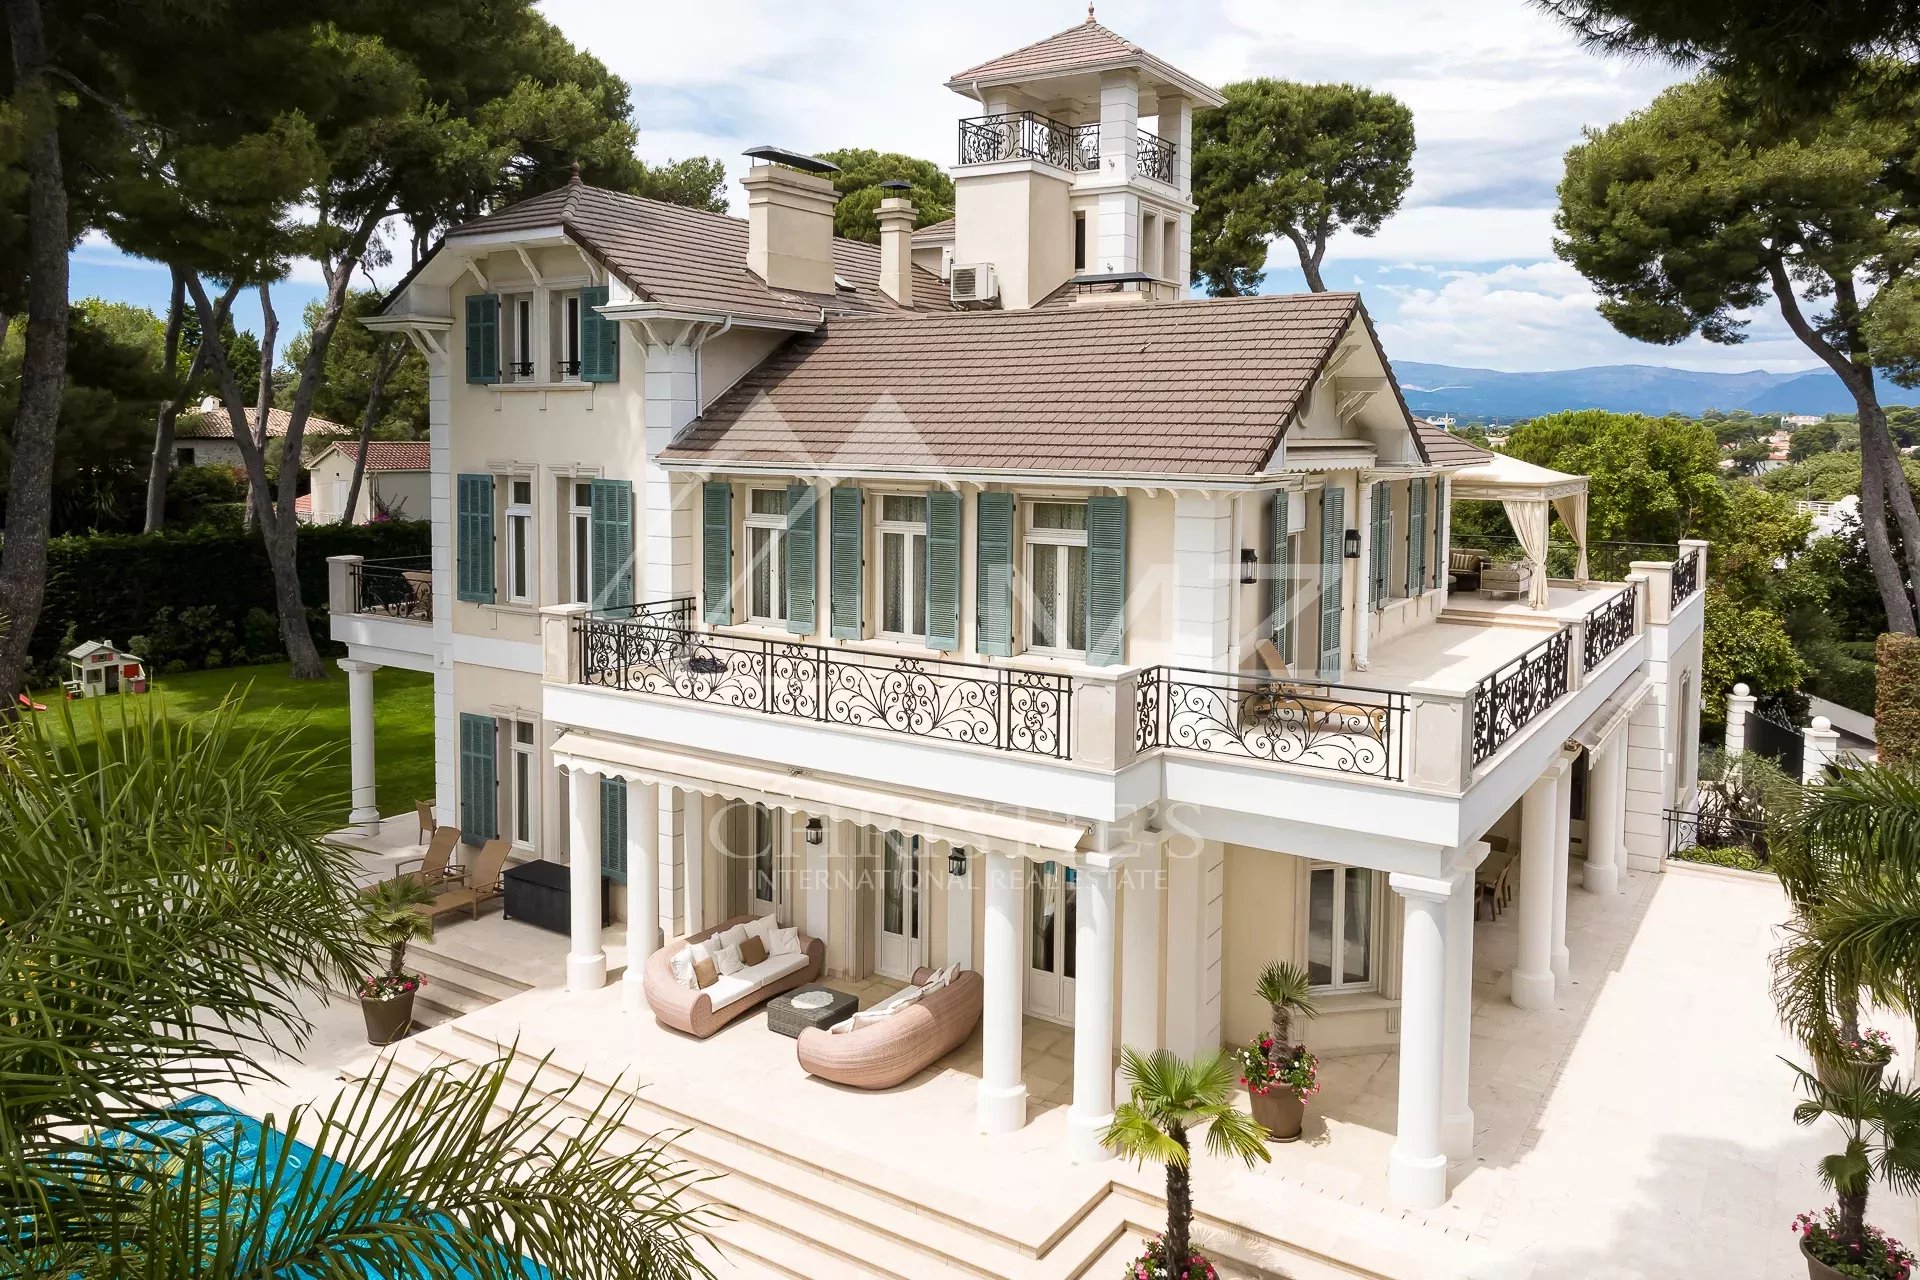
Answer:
406;942;535;1024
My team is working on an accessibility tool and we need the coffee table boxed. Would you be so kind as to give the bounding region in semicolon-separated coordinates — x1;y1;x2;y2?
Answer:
766;985;858;1038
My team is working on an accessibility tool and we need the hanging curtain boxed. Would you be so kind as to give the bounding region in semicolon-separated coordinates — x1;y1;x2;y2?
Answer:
1552;491;1590;586
1503;495;1552;608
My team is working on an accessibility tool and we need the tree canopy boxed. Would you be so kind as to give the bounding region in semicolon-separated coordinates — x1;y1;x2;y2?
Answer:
814;149;955;243
1501;409;1731;544
1190;80;1415;295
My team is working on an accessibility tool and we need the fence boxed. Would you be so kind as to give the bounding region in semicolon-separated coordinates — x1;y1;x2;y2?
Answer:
1134;667;1407;780
1745;710;1805;778
1472;535;1679;584
1664;805;1769;864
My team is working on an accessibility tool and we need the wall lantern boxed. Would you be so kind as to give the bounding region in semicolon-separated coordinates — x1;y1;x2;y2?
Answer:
948;849;968;878
804;817;824;845
1239;548;1258;585
1344;529;1362;559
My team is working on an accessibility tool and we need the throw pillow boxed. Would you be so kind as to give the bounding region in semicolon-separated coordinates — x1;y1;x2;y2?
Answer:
920;967;949;993
719;924;749;951
850;1005;901;1030
692;956;719;989
715;942;744;975
739;935;768;966
827;1016;856;1035
667;948;695;989
770;927;800;957
745;913;778;946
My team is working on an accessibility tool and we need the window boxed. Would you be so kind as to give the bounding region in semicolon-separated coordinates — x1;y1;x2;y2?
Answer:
747;488;790;623
1073;212;1087;272
505;477;534;604
878;494;927;639
751;803;779;918
1306;863;1375;991
564;481;593;605
1161;218;1176;283
1142;212;1159;278
553;290;582;380
503;293;535;380
1026;501;1088;654
510;719;537;848
175;447;195;468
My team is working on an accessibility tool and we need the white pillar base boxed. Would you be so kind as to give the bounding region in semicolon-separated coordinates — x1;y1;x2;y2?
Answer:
1511;968;1555;1010
1441;1109;1475;1163
567;951;606;993
977;1081;1028;1134
1388;1145;1448;1209
1067;1109;1114;1163
621;966;646;1014
1551;947;1570;987
1583;861;1619;895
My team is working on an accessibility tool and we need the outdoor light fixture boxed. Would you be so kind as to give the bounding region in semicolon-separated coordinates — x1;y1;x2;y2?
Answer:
1239;548;1258;585
948;849;967;877
1344;529;1362;559
804;817;824;845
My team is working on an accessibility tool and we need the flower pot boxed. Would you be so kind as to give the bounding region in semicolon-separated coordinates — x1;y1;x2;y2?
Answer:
1249;1085;1305;1142
360;990;416;1045
1801;1240;1848;1280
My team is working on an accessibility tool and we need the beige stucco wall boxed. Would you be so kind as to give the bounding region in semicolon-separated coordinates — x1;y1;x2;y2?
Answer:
307;452;430;524
952;165;1074;310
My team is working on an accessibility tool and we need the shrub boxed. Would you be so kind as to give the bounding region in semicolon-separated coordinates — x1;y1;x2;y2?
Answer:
1671;844;1769;873
164;464;245;527
194;502;246;532
1877;635;1920;766
242;607;280;658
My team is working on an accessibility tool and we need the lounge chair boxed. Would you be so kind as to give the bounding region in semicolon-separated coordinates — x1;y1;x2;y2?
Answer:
416;838;510;922
415;800;437;844
392;826;462;889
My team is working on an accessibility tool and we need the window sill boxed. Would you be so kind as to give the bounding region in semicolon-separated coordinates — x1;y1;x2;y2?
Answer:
485;381;596;394
1308;988;1394;1015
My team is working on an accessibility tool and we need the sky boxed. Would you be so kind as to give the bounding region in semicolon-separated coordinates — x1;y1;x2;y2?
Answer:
67;0;1828;375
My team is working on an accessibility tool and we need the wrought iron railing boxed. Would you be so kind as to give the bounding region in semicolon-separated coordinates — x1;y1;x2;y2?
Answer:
1671;545;1702;607
1136;129;1176;183
1470;628;1573;765
1665;805;1768;863
1581;583;1637;672
956;111;1097;170
353;556;432;622
576;602;1073;759
1470;535;1681;584
1134;667;1407;780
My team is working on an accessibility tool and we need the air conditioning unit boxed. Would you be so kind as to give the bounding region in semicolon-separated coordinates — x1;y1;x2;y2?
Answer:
949;262;1000;307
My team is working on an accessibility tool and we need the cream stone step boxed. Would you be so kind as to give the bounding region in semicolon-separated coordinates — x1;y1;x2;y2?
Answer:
407;945;533;1021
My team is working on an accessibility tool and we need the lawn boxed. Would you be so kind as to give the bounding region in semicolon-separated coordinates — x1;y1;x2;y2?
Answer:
29;663;436;825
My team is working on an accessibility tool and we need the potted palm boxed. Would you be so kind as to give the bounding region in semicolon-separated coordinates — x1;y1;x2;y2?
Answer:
359;878;436;1045
1785;1060;1920;1280
1239;960;1319;1141
1103;1048;1272;1280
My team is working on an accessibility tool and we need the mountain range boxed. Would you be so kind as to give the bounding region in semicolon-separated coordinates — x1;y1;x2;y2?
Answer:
1393;361;1883;422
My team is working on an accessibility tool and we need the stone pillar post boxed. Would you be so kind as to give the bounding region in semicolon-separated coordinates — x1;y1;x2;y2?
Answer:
1068;863;1118;1163
1725;683;1755;758
1551;758;1573;986
340;658;380;834
1387;871;1452;1209
1513;768;1560;1010
567;772;606;993
978;852;1028;1133
1804;716;1842;784
1442;845;1488;1162
1586;732;1627;895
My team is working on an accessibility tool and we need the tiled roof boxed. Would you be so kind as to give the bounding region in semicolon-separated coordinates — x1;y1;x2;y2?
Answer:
949;18;1189;89
175;406;347;440
1414;421;1493;467
662;292;1369;477
912;218;956;242
445;182;951;326
320;441;430;472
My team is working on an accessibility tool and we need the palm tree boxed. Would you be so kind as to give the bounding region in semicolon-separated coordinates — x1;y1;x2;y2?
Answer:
1253;960;1318;1052
1101;1048;1272;1277
362;876;437;982
1785;1060;1920;1256
0;698;714;1277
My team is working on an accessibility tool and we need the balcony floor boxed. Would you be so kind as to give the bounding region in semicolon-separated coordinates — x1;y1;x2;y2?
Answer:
1446;578;1629;624
1363;618;1558;696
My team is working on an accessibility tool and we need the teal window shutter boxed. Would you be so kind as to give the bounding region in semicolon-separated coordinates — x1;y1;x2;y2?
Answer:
829;486;865;639
1407;479;1428;597
1318;487;1346;677
1432;479;1445;590
925;490;962;651
1268;492;1291;657
456;474;495;603
599;776;628;884
1086;495;1128;667
975;491;1014;658
1369;481;1390;607
785;483;817;634
465;293;499;385
580;285;619;383
702;481;732;625
458;713;497;844
589;478;634;613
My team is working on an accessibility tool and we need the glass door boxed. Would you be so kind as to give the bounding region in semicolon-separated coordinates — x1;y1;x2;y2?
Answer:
1025;861;1077;1024
875;831;922;981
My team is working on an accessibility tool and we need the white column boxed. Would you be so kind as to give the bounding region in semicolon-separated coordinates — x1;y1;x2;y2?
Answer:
1725;682;1755;758
978;852;1028;1133
340;658;380;833
622;781;660;1012
1353;480;1374;670
1387;872;1452;1210
1513;769;1559;1010
1119;845;1164;1065
1068;864;1118;1163
683;790;705;935
422;343;457;830
1441;845;1486;1162
1550;759;1573;986
1585;734;1626;896
567;771;606;993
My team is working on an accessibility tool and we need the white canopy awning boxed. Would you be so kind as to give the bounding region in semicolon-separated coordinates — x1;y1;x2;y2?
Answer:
551;733;1089;862
1450;453;1591;608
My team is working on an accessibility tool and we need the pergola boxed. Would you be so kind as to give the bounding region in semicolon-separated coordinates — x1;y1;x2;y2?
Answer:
1450;453;1590;609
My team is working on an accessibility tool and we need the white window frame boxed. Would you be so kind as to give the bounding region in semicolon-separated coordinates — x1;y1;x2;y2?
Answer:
876;493;928;642
503;292;537;383
1023;500;1089;658
1302;862;1380;994
505;475;535;605
510;718;538;850
553;289;583;382
745;488;790;625
567;480;593;606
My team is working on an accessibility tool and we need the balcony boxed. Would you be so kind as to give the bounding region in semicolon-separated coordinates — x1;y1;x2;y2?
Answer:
349;555;434;623
955;111;1176;183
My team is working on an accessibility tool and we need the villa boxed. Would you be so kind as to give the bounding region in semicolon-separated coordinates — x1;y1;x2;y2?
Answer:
330;10;1705;1236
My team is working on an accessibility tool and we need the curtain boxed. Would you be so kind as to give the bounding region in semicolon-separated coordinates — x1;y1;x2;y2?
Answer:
1552;492;1590;586
1503;496;1552;609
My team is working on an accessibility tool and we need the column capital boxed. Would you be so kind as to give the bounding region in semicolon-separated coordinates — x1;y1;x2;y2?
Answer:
1446;840;1491;881
1388;870;1455;904
337;656;379;676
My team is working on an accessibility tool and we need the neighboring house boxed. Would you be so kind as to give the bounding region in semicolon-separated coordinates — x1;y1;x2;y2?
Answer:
332;13;1706;1219
172;396;349;471
305;441;430;524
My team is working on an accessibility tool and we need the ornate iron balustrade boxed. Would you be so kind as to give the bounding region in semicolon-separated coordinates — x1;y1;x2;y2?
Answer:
956;112;1096;170
1581;583;1637;672
1470;628;1573;765
353;556;432;622
1135;667;1406;780
1670;545;1702;607
576;607;1072;759
1136;129;1176;184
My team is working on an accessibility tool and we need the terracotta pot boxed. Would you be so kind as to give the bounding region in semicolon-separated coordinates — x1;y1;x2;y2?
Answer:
360;990;416;1045
1249;1085;1306;1142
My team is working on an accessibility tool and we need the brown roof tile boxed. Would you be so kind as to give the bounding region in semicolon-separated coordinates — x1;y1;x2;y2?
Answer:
318;441;430;472
1413;420;1493;468
176;405;348;440
662;292;1370;477
948;18;1201;95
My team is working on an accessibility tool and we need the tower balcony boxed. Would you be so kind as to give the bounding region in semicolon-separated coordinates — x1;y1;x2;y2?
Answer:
955;111;1176;186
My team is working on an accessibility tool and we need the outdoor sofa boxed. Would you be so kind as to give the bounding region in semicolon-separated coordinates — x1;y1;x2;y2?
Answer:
645;915;824;1039
795;965;983;1090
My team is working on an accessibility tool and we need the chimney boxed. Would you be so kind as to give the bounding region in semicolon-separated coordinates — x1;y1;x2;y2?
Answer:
877;183;916;308
742;148;840;295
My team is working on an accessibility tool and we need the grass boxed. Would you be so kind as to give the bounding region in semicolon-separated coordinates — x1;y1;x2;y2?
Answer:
28;662;435;825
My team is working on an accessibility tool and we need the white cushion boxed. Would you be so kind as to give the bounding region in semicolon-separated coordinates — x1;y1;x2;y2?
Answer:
740;951;808;987
827;1016;856;1034
920;967;949;993
667;949;695;989
714;943;744;976
718;924;749;951
850;1004;903;1030
688;940;715;966
745;914;778;947
874;984;923;1013
705;950;810;1011
769;926;800;957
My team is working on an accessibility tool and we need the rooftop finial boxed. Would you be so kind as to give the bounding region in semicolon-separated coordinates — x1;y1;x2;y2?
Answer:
1087;2;1095;19
568;160;582;185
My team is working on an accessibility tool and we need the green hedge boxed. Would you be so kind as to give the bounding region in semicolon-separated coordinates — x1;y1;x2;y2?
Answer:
30;522;429;671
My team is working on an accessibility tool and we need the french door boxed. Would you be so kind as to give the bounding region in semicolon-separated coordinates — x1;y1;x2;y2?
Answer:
875;831;923;981
1026;861;1077;1024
